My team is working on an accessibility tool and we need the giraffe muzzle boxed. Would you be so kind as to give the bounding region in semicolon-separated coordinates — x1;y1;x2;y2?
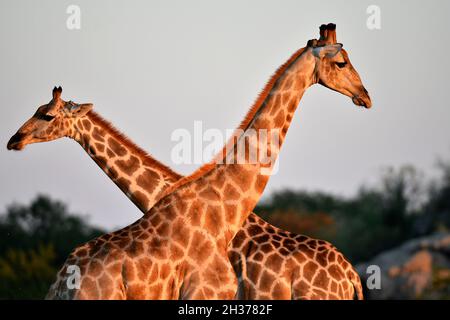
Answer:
352;88;372;109
7;132;26;150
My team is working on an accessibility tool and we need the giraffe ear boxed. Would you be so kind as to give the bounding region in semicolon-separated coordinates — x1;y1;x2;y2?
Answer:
66;102;93;116
313;43;343;58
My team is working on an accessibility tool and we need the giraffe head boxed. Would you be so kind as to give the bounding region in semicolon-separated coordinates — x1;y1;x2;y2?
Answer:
307;23;372;108
7;86;93;150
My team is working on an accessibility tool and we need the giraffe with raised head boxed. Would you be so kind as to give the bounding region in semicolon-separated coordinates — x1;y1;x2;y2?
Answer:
8;23;370;299
7;86;181;212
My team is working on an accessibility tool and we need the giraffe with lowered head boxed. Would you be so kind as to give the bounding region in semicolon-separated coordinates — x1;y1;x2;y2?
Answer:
8;24;370;299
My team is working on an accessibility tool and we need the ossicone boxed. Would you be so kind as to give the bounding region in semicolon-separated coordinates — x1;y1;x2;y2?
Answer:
52;86;63;100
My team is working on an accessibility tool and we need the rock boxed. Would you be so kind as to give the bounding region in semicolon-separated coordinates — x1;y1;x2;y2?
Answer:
356;233;450;299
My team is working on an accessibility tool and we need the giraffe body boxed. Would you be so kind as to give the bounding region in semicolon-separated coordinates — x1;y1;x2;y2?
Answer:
47;183;239;299
47;159;269;299
231;213;363;299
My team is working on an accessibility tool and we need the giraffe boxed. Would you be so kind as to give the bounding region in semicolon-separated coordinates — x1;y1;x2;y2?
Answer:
7;24;371;299
7;86;182;212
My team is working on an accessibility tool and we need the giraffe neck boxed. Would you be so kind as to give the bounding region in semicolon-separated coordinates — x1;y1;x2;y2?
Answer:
160;47;317;238
224;47;316;166
70;111;182;212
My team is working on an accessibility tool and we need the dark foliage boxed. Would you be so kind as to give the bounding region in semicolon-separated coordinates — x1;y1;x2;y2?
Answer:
256;164;450;264
0;195;104;299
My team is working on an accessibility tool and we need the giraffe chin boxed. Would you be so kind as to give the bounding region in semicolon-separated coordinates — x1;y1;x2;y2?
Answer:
6;141;25;151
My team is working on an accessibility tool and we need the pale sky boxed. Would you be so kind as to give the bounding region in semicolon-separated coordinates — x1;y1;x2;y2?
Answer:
1;0;449;230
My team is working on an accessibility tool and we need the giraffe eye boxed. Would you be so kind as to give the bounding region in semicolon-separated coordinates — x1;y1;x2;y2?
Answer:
37;113;55;122
336;62;347;68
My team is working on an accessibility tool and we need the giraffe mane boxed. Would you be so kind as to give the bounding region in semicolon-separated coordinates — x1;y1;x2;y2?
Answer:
159;46;308;198
88;111;183;181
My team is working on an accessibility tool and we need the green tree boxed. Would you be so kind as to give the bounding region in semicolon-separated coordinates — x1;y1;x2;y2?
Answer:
0;195;105;299
256;165;429;263
0;244;56;299
419;161;450;234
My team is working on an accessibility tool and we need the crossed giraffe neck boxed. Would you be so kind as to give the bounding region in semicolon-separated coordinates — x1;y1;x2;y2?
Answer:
47;47;319;300
65;109;363;299
150;47;316;239
68;47;314;223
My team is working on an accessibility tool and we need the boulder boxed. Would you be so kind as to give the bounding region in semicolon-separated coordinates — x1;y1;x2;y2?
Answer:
356;233;450;299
